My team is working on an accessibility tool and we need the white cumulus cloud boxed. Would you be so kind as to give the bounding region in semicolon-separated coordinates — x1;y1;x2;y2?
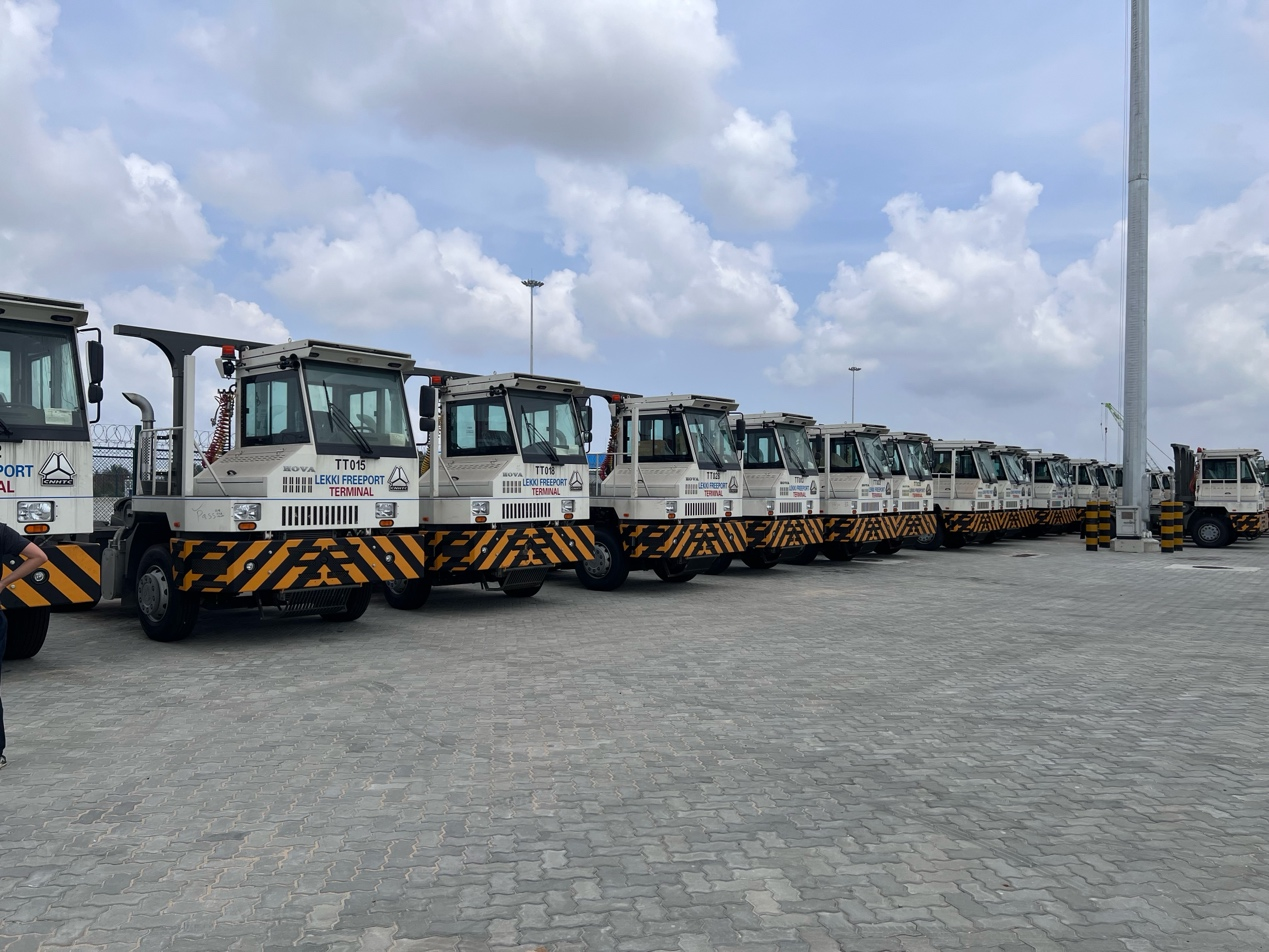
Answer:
701;108;813;230
541;160;801;348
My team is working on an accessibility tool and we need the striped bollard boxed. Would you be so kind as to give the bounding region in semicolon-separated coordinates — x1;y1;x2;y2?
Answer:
1159;501;1174;552
1098;500;1111;548
1085;503;1099;552
1173;501;1184;552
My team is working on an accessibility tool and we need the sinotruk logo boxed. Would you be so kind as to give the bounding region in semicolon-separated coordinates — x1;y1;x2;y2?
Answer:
40;452;75;487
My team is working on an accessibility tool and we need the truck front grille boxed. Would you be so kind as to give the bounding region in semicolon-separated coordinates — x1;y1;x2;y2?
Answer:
859;501;881;513
281;504;360;528
501;501;552;520
683;501;717;516
901;500;922;511
778;501;804;515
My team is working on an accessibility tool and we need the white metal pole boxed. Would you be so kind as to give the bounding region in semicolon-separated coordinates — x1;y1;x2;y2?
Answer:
1122;0;1149;536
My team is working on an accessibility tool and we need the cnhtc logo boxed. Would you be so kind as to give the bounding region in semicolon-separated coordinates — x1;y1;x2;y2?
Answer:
387;465;410;492
40;452;75;487
568;471;584;492
728;475;739;494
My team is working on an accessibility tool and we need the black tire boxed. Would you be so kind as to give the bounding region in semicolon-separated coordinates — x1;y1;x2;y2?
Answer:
943;532;967;549
910;522;944;551
3;607;51;660
785;545;820;565
741;549;781;570
575;526;630;591
874;539;902;555
383;579;432;611
652;559;696;584
979;531;1003;545
135;544;200;642
703;554;732;575
1190;514;1232;549
821;542;859;562
322;585;373;622
504;582;544;598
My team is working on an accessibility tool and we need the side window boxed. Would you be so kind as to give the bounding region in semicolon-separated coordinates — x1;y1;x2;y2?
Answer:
932;451;952;475
1202;458;1237;481
242;372;308;446
1241;459;1258;484
955;451;978;479
744;429;782;467
448;397;515;456
1077;466;1092;485
1034;461;1052;483
829;438;863;473
623;415;691;463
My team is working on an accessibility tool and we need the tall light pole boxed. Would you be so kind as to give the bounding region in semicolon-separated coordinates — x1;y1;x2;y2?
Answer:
848;366;861;422
521;278;544;374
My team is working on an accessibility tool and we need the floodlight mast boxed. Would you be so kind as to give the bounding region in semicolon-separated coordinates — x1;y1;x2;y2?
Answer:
1121;0;1149;537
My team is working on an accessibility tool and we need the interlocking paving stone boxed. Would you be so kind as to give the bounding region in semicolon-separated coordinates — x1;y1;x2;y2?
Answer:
2;535;1269;950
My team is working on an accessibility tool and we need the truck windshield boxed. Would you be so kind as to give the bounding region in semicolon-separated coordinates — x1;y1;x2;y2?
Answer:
684;410;739;470
776;425;817;476
899;441;931;480
1033;461;1052;483
305;361;413;457
508;391;586;464
1051;462;1071;486
0;321;87;438
972;449;998;483
857;434;892;479
1000;453;1026;484
1095;467;1110;486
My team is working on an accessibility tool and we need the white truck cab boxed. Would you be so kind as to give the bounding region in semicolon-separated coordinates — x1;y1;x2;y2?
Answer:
1022;451;1079;534
988;445;1035;536
0;292;106;659
923;440;1001;549
880;430;938;553
383;370;594;608
1171;444;1268;547
103;326;429;641
808;422;902;561
581;393;745;589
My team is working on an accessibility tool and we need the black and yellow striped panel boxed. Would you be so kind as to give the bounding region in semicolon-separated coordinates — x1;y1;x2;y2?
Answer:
821;514;891;544
740;517;824;551
999;509;1036;531
941;511;1002;535
428;524;594;574
1;542;101;609
622;519;747;560
1230;511;1269;536
174;534;428;594
1034;507;1080;527
886;511;938;539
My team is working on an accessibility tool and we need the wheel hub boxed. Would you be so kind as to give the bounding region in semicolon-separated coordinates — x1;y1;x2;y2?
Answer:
1196;522;1222;544
384;579;409;595
584;542;613;579
137;567;170;622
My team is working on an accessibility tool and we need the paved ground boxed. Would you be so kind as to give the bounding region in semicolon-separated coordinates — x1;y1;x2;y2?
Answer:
3;533;1269;951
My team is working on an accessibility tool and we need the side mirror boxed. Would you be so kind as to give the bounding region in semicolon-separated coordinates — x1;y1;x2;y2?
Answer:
733;418;746;452
419;386;438;418
579;404;593;443
417;417;436;433
88;383;104;404
87;339;104;387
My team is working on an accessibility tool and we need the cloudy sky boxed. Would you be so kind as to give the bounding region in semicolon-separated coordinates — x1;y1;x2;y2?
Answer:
3;0;1269;460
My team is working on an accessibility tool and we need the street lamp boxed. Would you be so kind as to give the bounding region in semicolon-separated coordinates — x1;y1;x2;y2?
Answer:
521;278;544;374
848;366;861;422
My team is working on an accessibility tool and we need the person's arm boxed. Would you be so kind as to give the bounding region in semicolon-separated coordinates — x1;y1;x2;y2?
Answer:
0;541;49;593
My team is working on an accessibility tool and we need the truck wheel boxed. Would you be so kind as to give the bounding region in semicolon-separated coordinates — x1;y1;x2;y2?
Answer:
2;607;52;660
383;579;432;611
910;524;944;551
703;554;732;575
1190;515;1232;548
942;532;967;549
575;526;629;591
136;545;200;642
821;542;857;562
652;559;696;583
874;539;902;555
504;582;544;598
322;585;373;622
785;545;820;565
741;549;781;570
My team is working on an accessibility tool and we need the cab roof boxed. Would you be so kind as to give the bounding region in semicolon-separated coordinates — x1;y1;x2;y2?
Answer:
612;394;738;413
884;430;931;442
240;339;415;373
424;371;586;398
932;439;996;449
0;291;88;328
740;411;817;427
810;422;888;436
1202;447;1263;457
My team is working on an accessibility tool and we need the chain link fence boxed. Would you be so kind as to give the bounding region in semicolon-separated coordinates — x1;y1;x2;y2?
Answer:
91;424;211;525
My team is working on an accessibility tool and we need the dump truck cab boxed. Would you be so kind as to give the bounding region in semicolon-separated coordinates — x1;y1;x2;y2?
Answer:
103;326;428;641
1171;444;1268;547
924;440;1000;549
383;370;595;609
711;411;824;571
1023;451;1079;534
806;422;900;562
580;393;745;589
0;292;106;659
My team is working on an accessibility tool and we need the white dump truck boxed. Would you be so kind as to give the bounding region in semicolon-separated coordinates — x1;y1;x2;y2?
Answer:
382;371;594;609
709;412;823;570
102;326;429;641
919;440;1001;549
1171;444;1268;547
806;422;901;561
1022;451;1079;535
0;292;105;659
580;392;745;589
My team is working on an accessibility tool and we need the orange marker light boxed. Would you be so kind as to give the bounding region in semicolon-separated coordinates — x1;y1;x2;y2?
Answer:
238;522;257;531
23;524;49;534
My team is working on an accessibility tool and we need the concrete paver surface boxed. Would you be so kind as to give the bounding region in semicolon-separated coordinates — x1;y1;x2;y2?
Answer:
2;535;1268;951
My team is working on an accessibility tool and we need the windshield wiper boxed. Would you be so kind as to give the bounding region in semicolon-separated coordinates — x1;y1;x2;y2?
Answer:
0;414;20;442
521;415;561;464
322;380;379;459
696;432;726;470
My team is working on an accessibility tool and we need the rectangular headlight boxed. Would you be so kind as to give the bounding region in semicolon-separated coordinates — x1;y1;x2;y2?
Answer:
17;500;54;523
561;498;575;514
471;500;491;516
375;502;397;519
232;502;262;522
664;499;678;514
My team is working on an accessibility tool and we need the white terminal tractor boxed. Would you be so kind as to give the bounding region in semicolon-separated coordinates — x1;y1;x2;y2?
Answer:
0;292;105;660
923;439;1002;550
803;421;898;562
880;430;938;553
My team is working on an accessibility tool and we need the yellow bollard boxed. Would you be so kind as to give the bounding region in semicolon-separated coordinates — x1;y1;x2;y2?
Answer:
1098;500;1111;548
1159;501;1174;552
1173;501;1184;552
1085;503;1099;552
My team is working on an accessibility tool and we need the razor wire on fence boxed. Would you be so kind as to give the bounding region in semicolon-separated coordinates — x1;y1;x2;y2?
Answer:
91;424;212;524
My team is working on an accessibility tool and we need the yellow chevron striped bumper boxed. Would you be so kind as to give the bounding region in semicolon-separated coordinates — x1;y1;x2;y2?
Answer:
739;516;824;550
820;514;892;544
1;542;101;609
1231;511;1269;536
428;524;594;575
622;519;747;560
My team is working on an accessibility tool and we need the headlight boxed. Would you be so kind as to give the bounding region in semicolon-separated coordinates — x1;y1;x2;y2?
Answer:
17;500;54;523
764;498;776;512
375;502;397;519
232;502;261;522
471;500;491;516
561;498;575;514
664;499;678;515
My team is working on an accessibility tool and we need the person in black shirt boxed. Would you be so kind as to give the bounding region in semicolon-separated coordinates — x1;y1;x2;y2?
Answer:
0;523;49;770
